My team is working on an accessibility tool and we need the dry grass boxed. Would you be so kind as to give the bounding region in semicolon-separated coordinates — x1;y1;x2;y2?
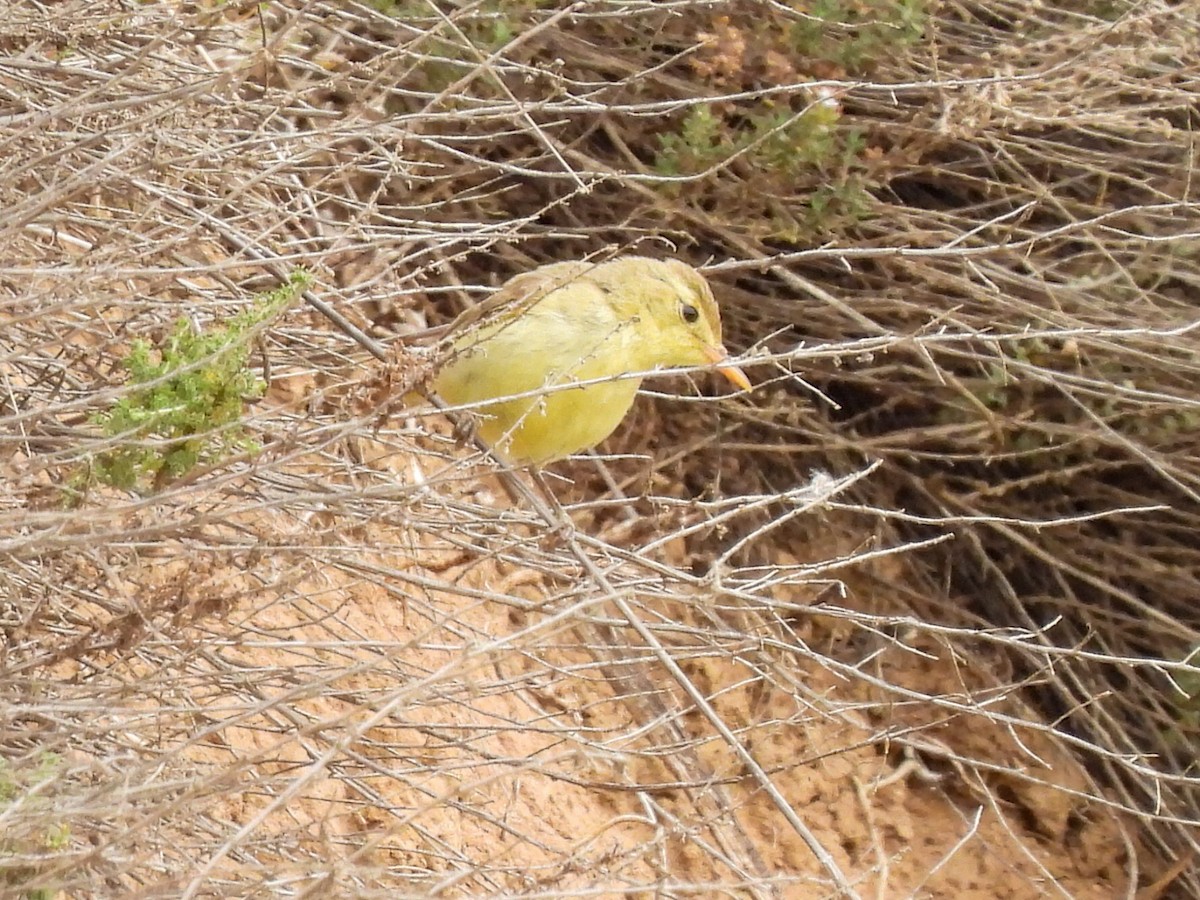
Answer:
2;1;1199;897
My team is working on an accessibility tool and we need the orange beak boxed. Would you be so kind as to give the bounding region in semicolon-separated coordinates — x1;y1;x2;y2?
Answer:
704;345;752;392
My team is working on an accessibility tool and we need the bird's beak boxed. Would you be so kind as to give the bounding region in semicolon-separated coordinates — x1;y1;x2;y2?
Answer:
704;345;752;392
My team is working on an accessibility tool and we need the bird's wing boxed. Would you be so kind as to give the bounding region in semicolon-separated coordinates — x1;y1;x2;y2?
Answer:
438;261;593;347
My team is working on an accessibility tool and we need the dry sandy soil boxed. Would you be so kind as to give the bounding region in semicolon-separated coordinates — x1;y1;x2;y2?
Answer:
14;385;1140;898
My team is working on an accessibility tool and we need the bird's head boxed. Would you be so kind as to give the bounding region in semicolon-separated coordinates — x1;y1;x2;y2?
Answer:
597;257;751;391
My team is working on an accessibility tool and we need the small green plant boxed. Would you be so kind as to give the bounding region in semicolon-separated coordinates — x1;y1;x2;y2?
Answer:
654;104;728;176
752;104;840;173
370;0;550;92
77;270;307;497
805;174;874;230
654;100;847;178
653;0;925;231
789;0;926;72
0;753;69;900
1164;646;1200;764
654;99;875;233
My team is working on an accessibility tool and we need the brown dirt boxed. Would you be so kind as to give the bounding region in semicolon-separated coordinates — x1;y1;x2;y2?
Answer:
36;427;1130;898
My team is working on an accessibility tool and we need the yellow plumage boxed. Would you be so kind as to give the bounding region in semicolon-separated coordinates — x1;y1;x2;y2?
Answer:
433;256;750;465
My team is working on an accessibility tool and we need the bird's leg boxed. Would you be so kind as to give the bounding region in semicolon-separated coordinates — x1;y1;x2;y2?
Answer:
449;409;480;452
529;467;576;547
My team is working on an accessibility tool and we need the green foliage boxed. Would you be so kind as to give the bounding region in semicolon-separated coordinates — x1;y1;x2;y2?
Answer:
653;105;728;176
0;753;61;803
363;0;409;14
0;753;68;900
79;271;307;496
936;337;1200;453
805;173;874;230
1088;0;1136;20
654;100;847;178
654;100;875;233
650;0;929;234
1165;647;1200;762
755;103;842;173
369;0;549;91
790;0;926;72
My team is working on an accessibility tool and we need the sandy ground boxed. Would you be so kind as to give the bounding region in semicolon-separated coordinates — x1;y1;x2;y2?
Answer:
35;401;1132;899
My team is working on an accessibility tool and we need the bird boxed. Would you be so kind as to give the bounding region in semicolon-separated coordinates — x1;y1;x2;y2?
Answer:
431;255;750;465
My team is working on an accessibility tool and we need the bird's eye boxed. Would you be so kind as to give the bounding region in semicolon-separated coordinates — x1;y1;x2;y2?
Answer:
680;303;700;324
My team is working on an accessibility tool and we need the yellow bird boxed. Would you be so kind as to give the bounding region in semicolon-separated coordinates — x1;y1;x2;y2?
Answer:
433;256;750;465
